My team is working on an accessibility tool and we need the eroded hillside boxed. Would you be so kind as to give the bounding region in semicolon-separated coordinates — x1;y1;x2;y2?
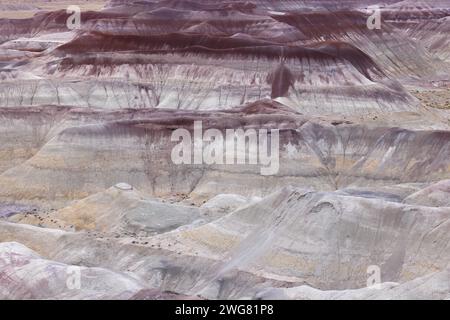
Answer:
0;0;449;300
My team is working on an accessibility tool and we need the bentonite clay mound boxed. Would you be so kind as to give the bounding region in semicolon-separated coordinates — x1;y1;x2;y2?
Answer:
0;0;449;300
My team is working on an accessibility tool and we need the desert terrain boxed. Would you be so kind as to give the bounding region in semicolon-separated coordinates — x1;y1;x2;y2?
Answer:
0;0;449;300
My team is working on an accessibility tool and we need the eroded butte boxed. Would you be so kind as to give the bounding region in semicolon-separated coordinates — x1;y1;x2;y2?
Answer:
0;0;449;300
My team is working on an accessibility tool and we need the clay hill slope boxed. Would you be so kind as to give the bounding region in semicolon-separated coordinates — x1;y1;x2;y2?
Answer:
9;183;203;235
1;0;447;112
0;0;449;300
1;103;450;206
1;185;449;299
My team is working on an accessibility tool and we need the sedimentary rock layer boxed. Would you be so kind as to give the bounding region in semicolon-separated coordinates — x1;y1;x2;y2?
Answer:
0;0;449;301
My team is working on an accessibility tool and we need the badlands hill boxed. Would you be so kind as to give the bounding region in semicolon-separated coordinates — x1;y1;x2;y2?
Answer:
0;0;449;299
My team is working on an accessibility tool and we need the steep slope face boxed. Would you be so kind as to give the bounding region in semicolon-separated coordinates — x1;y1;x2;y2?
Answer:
0;106;200;175
152;187;450;293
0;241;195;300
2;104;450;205
0;219;295;299
404;179;450;207
0;107;71;173
10;183;202;235
0;0;449;301
105;0;403;11
45;25;412;112
256;269;450;300
383;1;450;67
277;11;448;79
